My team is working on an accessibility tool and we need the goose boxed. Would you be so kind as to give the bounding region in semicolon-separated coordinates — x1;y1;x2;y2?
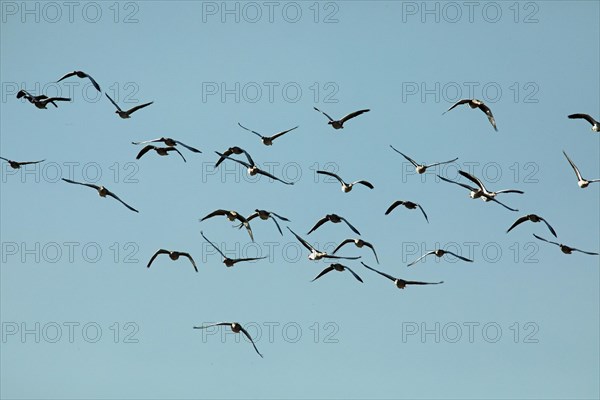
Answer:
458;170;524;200
389;145;458;174
287;227;360;261
506;214;557;237
135;145;186;162
563;150;600;188
407;249;473;267
568;113;599;132
236;210;289;236
385;200;428;223
200;231;267;267
437;175;519;212
361;262;443;289
132;138;201;153
61;178;138;213
200;209;253;241
307;214;361;235
215;151;293;185
533;234;598;256
333;239;379;264
311;263;363;283
237;122;298;146
146;249;197;272
0;157;45;169
443;98;497;131
17;90;70;109
214;146;248;168
56;70;101;92
193;322;263;358
316;170;374;192
313;107;370;129
105;93;153;118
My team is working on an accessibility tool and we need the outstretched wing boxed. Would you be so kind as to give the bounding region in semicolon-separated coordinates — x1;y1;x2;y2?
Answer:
568;113;597;126
307;216;330;235
332;239;353;254
506;216;528;233
571;248;599;256
340;109;370;123
459;170;488;192
445;251;473;263
126;101;153;115
533;233;561;247
106;190;139;213
237;122;263;139
192;322;231;329
363;242;379;264
180;252;198;272
340;217;361;235
407;251;435;267
477;102;497;131
270;217;283;236
200;209;229;221
405;280;444;286
353;180;374;189
270;212;290;222
61;178;100;191
425;157;459;168
316;170;345;186
131;138;163;145
147;249;169;268
270;126;298;141
287;227;316;252
540;218;558;238
389;145;419;168
174;140;202;153
344;266;364;283
18;160;45;166
105;93;122;112
200;231;227;258
385;200;404;215
255;168;293;185
166;147;187;162
136;145;155;160
311;266;335;282
239;326;264;358
313;106;334;122
360;262;395;282
85;73;102;92
443;99;471;114
562;151;583;181
214;151;251;168
416;204;429;223
437;175;477;191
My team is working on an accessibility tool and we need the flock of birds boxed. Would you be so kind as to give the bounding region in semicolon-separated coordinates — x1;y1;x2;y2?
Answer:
5;70;600;358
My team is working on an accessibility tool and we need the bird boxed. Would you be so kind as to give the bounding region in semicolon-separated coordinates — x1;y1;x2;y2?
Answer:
215;151;294;185
436;175;519;212
443;98;497;131
287;227;360;261
361;262;443;289
132;137;202;153
389;145;458;174
407;249;473;267
61;178;138;213
105;93;153;118
193;322;263;358
237;122;298;146
236;210;290;236
333;239;379;264
135;145;186;162
214;146;248;168
307;214;361;235
458;170;524;200
17;89;70;109
146;249;197;272
385;200;428;223
316;170;374;193
568;113;599;132
313;107;370;129
0;157;45;169
200;210;254;241
311;263;363;283
506;214;557;238
200;231;267;267
533;234;598;256
563;150;600;188
56;70;101;92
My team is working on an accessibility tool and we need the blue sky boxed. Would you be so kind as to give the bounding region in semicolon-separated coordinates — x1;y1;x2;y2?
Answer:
1;1;599;399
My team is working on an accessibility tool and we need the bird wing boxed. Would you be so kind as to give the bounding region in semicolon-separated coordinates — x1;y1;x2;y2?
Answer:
237;122;263;138
193;322;231;329
571;248;599;256
488;196;519;212
389;145;419;168
166;147;187;162
506;216;529;233
495;189;524;194
147;249;169;268
131;138;163;145
563;151;583;181
239;326;264;358
61;178;100;191
445;251;473;262
385;200;404;215
0;157;9;162
270;126;298;141
200;209;229;221
459;170;488;192
86;74;102;92
174;140;202;153
316;170;345;186
404;280;444;286
332;239;353;254
437;175;477;191
200;231;227;259
106;190;139;213
47;97;71;102
255;168;293;185
340;109;370;123
323;254;361;260
477;102;497;131
313;106;334;121
425;157;459;168
407;251;435;267
126;101;153;115
443;99;470;114
416;204;429;223
307;216;330;234
568;113;597;125
105;93;122;111
56;71;77;83
18;160;45;165
270;217;283;236
345;266;364;283
353;180;374;189
360;261;395;282
311;266;335;282
533;234;561;247
180;252;198;272
540;218;558;238
231;256;267;264
340;217;361;235
233;215;254;242
363;242;379;264
270;212;290;222
136;145;155;160
214;151;251;168
287;227;316;252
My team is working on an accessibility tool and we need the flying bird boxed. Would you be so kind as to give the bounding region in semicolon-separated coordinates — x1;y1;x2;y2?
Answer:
333;239;379;264
215;151;294;185
105;93;153;118
568;113;599;132
361;262;443;289
193;322;263;358
316;170;374;193
287;227;360;261
61;178;138;213
563;150;600;188
307;214;361;235
200;231;267;267
458;170;524;200
311;263;363;283
146;249;198;272
132;137;201;153
443;98;497;131
135;145;186;162
389;145;458;174
313;107;370;129
236;210;290;236
17;90;70;109
407;249;473;267
214;146;248;168
385;200;428;223
237;122;298;146
200;209;253;241
533;234;598;256
56;70;101;92
437;175;519;212
0;157;45;169
506;214;557;237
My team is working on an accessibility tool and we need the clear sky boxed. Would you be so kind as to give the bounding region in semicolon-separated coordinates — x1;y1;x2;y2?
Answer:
1;1;599;399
